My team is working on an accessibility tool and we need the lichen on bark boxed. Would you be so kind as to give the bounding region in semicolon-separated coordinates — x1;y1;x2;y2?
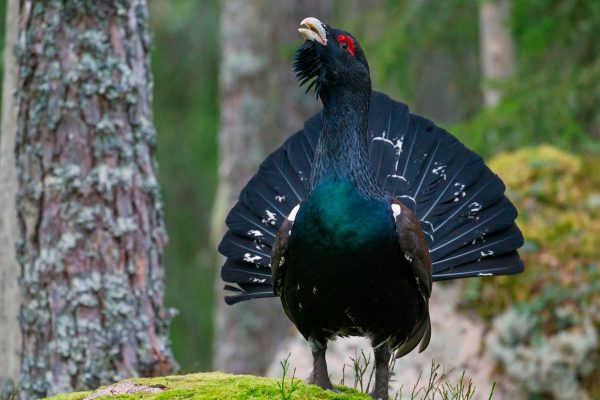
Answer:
14;1;176;398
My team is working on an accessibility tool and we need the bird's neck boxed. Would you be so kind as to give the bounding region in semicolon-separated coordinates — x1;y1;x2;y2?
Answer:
310;87;384;199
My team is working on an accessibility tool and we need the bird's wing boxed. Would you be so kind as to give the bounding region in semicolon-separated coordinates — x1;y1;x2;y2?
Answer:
392;198;432;299
391;198;432;356
272;217;293;296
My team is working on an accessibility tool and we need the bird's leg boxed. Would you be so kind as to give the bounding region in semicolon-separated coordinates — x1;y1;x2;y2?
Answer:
307;337;335;391
370;344;391;400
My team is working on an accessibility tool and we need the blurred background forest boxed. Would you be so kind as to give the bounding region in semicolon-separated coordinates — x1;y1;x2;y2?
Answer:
0;0;599;399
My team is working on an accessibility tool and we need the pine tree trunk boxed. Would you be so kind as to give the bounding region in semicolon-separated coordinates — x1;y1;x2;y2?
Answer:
0;0;21;396
212;0;331;375
14;1;176;397
479;0;516;107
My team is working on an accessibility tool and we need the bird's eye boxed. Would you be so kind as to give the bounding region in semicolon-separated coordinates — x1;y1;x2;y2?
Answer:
336;35;355;57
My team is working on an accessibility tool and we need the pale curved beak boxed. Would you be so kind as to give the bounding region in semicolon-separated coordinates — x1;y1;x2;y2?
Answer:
298;17;327;46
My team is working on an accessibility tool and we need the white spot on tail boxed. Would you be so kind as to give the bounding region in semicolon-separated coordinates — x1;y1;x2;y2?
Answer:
453;182;466;202
387;174;407;182
262;209;277;225
247;229;263;237
275;195;286;202
243;253;262;263
432;163;447;180
478;273;493;276
469;202;482;213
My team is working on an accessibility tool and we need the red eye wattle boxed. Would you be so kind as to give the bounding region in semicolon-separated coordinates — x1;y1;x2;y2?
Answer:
336;35;355;57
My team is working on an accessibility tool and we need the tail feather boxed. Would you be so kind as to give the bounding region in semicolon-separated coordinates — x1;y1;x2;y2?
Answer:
218;231;271;265
225;202;277;240
240;177;292;225
255;149;306;204
433;250;524;280
224;284;276;305
432;225;524;273
429;197;517;259
283;117;320;185
366;92;523;279
428;168;506;240
221;259;273;285
219;91;524;303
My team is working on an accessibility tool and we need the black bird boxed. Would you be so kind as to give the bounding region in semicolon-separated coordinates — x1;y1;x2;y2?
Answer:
219;17;524;400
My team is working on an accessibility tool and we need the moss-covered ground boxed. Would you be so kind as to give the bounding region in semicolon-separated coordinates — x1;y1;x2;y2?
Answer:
43;372;370;400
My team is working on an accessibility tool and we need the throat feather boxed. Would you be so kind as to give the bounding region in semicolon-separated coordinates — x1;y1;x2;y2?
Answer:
310;90;385;199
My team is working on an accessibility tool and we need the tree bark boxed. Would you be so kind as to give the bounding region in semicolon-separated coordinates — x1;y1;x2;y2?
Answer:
14;1;176;398
212;0;331;375
479;0;516;107
0;0;21;395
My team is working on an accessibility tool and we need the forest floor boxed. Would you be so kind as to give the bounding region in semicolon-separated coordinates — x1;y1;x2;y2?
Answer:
43;372;369;400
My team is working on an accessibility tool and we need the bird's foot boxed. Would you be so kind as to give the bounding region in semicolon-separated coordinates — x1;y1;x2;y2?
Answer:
307;375;338;392
369;389;389;400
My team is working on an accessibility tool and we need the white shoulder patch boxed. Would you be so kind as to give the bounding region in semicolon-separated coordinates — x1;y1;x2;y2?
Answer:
391;203;402;219
287;204;300;222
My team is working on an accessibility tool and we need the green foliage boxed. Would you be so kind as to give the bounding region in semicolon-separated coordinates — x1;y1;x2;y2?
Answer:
0;0;5;97
338;352;491;400
460;145;600;398
339;1;600;157
149;0;220;372
338;0;481;124
395;363;480;400
347;349;374;393
277;354;301;400
462;146;600;327
0;384;18;400
456;0;600;157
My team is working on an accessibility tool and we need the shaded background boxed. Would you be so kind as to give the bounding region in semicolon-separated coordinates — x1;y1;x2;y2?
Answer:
1;0;599;398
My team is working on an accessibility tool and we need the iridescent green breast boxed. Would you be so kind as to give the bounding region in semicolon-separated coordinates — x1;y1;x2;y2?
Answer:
292;180;395;251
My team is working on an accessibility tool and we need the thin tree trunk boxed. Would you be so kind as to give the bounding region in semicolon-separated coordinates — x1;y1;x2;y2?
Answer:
479;0;516;107
212;0;331;375
0;0;21;396
14;1;176;398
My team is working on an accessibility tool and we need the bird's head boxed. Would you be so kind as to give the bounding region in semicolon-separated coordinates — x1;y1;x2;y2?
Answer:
294;17;370;101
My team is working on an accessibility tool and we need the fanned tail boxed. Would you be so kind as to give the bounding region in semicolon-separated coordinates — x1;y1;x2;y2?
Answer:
219;91;524;304
218;115;320;303
367;92;524;279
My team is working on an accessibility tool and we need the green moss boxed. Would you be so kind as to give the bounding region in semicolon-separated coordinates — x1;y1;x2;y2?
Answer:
44;392;92;400
460;145;600;397
43;372;370;400
461;145;600;330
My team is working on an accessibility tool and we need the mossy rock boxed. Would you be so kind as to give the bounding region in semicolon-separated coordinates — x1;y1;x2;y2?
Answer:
460;145;600;398
461;145;600;329
43;372;369;400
